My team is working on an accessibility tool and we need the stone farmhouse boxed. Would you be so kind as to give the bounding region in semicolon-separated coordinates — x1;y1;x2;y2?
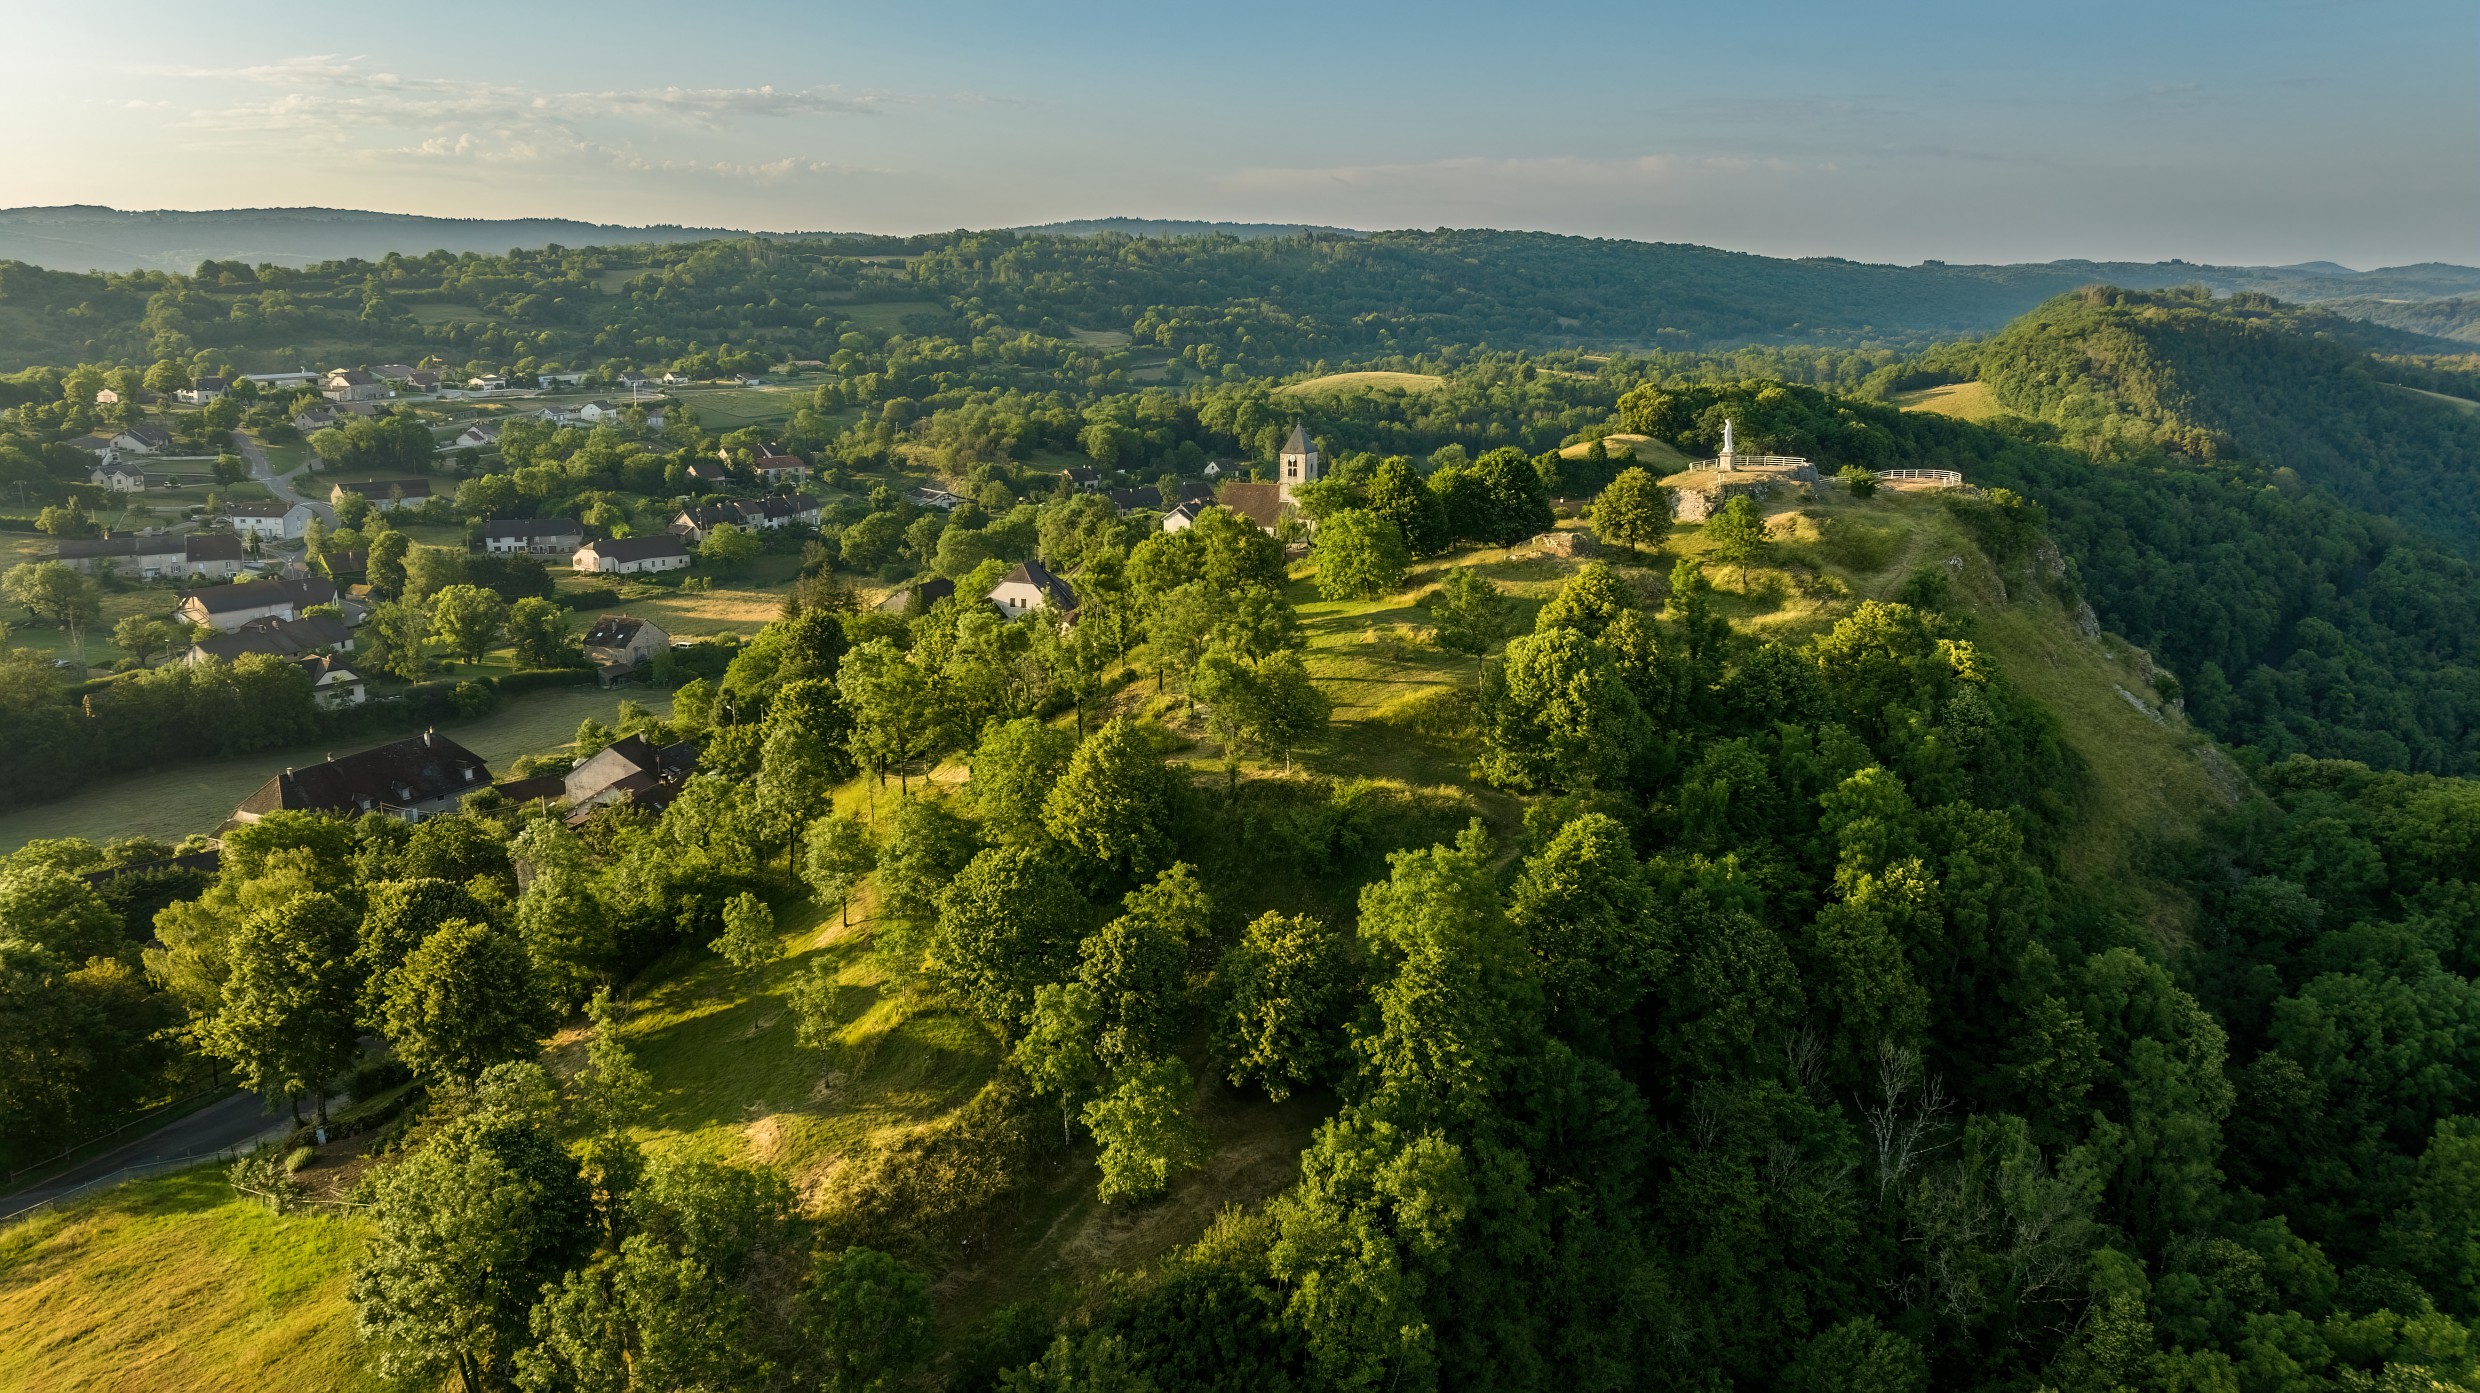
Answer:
582;614;668;685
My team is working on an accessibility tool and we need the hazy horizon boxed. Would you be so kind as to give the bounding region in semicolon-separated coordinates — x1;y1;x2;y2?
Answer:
3;0;2473;268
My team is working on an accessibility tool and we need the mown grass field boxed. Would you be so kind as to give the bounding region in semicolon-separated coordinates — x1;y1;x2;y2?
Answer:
1891;380;2003;421
0;1169;380;1393
1560;432;1694;472
1277;370;1446;396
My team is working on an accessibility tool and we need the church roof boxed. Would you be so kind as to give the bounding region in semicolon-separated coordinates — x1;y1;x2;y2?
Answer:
1283;423;1313;456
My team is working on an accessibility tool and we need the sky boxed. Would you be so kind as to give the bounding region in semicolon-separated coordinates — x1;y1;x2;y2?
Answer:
6;0;2475;267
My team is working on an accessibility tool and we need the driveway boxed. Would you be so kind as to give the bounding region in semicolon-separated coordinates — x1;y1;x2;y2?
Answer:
0;1090;292;1218
238;435;335;525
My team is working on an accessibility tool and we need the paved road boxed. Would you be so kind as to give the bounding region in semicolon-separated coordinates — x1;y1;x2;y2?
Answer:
239;435;335;525
0;1090;291;1216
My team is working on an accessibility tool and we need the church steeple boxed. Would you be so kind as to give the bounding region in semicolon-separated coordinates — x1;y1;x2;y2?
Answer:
1278;423;1322;502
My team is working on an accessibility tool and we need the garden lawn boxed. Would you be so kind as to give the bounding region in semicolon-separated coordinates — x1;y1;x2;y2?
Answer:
0;1168;378;1393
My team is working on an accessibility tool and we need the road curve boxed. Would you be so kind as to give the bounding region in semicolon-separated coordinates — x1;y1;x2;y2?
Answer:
238;435;336;525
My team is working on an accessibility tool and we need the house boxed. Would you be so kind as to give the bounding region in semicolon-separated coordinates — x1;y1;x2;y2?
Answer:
54;533;181;578
293;406;341;433
639;405;668;430
231;729;491;824
616;371;653;390
481;517;584;557
1215;483;1286;535
1059;466;1101;491
177;375;227;404
296;654;367;709
874;577;955;616
336;400;389;418
987;560;1077;620
536;372;587;388
661;371;695;386
405;370;441;391
113;425;173;455
322;368;387;402
373;364;421;383
734;373;765;387
572;535;691;575
685;459;733;487
239;371;321;390
335;478;433;512
907;486;967;510
751;447;809;485
93;387;120;406
181;532;249;580
91;462;147;492
450;422;501;450
581;614;670;685
466;374;510;392
563;732;700;820
1161;501;1202;533
227;500;318;539
1203;460;1226;478
185;613;354;665
320;548;367;581
668;503;741;544
178;576;338;631
537;404;585;427
753;492;821;529
1277;422;1324;503
576;399;625;424
69;433;120;459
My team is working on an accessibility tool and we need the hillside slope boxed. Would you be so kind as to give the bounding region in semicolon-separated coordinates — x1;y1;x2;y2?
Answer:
1976;286;2480;552
0;205;744;275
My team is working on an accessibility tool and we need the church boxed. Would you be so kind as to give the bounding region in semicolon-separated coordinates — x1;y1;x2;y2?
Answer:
1277;422;1322;503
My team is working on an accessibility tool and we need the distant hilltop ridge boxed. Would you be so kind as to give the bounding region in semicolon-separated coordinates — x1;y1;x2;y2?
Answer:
2;206;2477;320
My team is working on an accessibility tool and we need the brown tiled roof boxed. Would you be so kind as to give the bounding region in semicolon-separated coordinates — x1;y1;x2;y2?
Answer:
1216;483;1284;532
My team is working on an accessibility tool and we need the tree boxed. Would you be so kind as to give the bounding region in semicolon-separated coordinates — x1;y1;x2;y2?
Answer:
1366;456;1449;555
1013;981;1103;1145
428;584;510;666
351;1095;592;1391
1314;509;1410;601
1081;1056;1207;1203
142;359;190;394
110;615;180;668
576;989;652;1138
1506;812;1664;1048
801;1246;936;1393
966;717;1078;843
1475;628;1649;793
504;597;571;669
1043;718;1181;888
1838;464;1880;499
1216;911;1354;1101
838;639;934;802
379;919;556;1083
1592;467;1668;552
1469;446;1555;548
1078;863;1205;1067
756;718;838;869
1427;567;1512;659
1703;493;1769;570
362;599;430;681
196;892;363;1122
709;891;776;977
34;503;97;539
700;523;761;577
0;867;123;962
800;813;878;927
932;845;1087;1032
1244;650;1328;773
1354;822;1538;1123
367;529;409;597
2;561;102;661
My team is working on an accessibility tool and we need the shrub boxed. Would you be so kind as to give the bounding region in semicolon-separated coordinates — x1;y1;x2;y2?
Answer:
819;1077;1036;1262
282;1145;317;1175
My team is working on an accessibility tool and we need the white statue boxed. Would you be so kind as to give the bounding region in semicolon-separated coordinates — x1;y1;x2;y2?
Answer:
1719;418;1736;471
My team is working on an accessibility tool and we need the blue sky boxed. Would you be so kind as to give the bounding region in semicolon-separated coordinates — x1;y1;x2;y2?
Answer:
9;0;2474;266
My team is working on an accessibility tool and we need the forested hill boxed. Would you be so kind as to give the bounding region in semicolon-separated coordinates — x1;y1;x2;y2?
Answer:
0;205;746;276
1974;287;2480;554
